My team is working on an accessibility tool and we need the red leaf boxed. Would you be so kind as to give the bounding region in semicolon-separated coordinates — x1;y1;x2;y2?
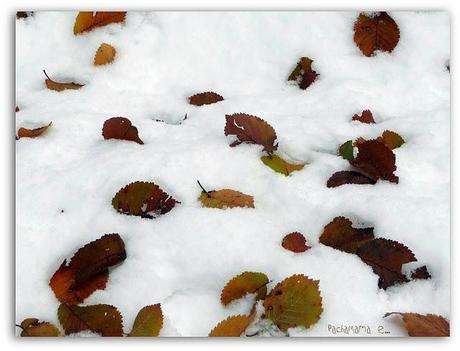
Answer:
352;110;375;124
102;117;144;144
384;312;449;337
410;265;431;280
287;57;319;90
327;170;376;188
281;232;311;253
189;92;224;106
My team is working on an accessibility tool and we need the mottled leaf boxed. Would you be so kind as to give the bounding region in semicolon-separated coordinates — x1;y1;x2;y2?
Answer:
189;92;224;106
281;232;311;253
288;57;319;90
352;110;375;124
43;70;84;92
19;318;60;337
410;265;431;280
73;12;127;35
260;155;304;176
102;117;144;144
129;304;163;337
327;170;376;188
17;122;52;139
209;315;252;337
199;183;254;209
221;272;269;306
94;43;116;65
339;140;354;161
384;312;449;337
378;130;405;150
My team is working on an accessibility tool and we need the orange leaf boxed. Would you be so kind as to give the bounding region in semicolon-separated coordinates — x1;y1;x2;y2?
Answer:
19;318;60;337
384;312;449;337
17;122;52;139
102;117;144;144
287;57;319;90
221;272;269;306
73;11;127;35
189;92;224;106
209;315;252;337
199;186;254;209
94;43;116;65
352;109;375;124
281;232;311;253
43;70;84;92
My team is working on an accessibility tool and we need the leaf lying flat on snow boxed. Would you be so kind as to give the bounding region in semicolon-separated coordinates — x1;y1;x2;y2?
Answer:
102;117;144;144
352;109;375;124
19;318;60;337
221;272;269;306
58;303;123;336
384;312;449;337
263;274;323;332
209;315;253;337
129;304;163;337
73;11;127;35
281;232;311;253
94;43;116;65
224;113;278;154
198;181;254;209
43;70;84;92
189;92;224;106
327;170;376;188
16;122;52;140
112;181;177;218
288;57;319;90
353;12;400;57
260;155;304;176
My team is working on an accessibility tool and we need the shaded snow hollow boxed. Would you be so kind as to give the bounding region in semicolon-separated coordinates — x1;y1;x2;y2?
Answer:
15;12;450;337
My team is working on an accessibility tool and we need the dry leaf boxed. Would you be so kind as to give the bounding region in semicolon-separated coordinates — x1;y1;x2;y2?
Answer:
384;312;449;337
189;92;224;106
209;315;253;337
94;43;116;65
17;122;52;140
198;183;254;209
326;170;376;188
73;12;127;35
43;70;84;92
129;304;163;337
281;232;311;253
102;117;144;144
19;318;60;337
221;271;269;306
288;57;319;90
410;265;431;280
260;155;304;176
378;130;405;150
352;110;375;124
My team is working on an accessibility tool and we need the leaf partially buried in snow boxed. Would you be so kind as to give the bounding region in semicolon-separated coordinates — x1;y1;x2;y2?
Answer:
129;304;163;337
94;43;116;65
221;271;269;306
261;155;304;176
352;109;375;124
353;12;400;57
16;122;52;140
339;140;354;161
263;274;323;331
49;234;126;304
112;181;177;218
43;70;84;92
357;238;416;289
199;188;254;209
327;170;376;188
224;113;278;154
189;92;224;106
19;318;60;337
281;232;311;253
410;265;431;280
73;11;127;35
320;216;374;254
378;130;405;150
287;57;319;90
102;117;144;144
58;303;123;336
209;315;253;337
384;312;449;337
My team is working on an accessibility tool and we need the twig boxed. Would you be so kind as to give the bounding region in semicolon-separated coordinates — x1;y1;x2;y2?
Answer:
197;180;210;197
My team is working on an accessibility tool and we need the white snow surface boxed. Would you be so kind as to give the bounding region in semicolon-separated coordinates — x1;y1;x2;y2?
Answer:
15;11;450;337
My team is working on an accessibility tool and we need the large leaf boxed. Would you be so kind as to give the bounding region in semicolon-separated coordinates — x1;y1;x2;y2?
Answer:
73;12;127;35
221;272;269;306
209;315;252;337
189;92;224;106
19;318;60;337
129;304;163;337
384;312;449;337
260;155;304;176
102;117;144;144
287;57;319;90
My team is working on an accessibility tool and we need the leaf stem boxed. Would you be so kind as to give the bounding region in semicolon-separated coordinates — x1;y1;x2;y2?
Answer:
43;69;51;80
197;180;210;197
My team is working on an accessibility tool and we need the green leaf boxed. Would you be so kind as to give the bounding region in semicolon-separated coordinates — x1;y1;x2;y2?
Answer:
129;304;163;337
338;140;354;161
261;155;304;176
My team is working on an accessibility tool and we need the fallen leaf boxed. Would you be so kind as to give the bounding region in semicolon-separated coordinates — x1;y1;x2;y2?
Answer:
102;117;144;144
263;274;323;331
338;140;354;161
281;232;311;253
189;92;224;106
352;110;375;124
209;315;253;337
326;170;376;188
112;181;177;218
384;312;449;337
378;130;405;150
288;57;319;90
73;12;127;35
129;304;163;337
43;70;84;92
221;271;269;306
260;155;304;176
17;11;32;19
319;216;374;254
94;43;116;65
224;113;278;154
199;187;254;209
19;318;60;337
58;303;123;336
353;12;400;57
15;106;20;112
357;238;416;289
351;139;399;183
410;265;431;280
17;122;52;139
353;137;366;147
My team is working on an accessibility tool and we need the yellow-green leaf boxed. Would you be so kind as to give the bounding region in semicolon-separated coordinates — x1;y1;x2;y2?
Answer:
221;271;269;306
129;304;163;337
378;130;405;150
260;155;304;176
209;315;252;337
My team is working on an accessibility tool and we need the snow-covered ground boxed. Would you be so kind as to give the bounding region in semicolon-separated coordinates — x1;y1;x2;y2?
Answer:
15;11;450;337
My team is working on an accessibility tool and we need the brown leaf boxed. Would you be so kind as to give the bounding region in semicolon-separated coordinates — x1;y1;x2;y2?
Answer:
189;92;224;106
281;232;311;253
384;312;449;337
357;238;416;289
378;130;405;150
319;216;374;254
73;12;127;35
354;12;400;57
43;70;84;92
112;181;177;218
352;109;375;124
58;303;123;336
209;315;253;337
17;122;52;139
288;57;319;90
49;234;126;304
16;106;20;112
221;272;269;306
94;43;116;65
351;139;399;183
102;117;144;144
199;188;254;209
326;170;376;188
19;318;60;337
129;304;163;337
224;113;278;154
410;265;431;280
17;11;32;19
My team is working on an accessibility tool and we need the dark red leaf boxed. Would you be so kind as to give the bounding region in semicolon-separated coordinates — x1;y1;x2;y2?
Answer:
327;170;376;188
281;232;311;253
352;110;375;124
102;117;144;144
189;92;224;106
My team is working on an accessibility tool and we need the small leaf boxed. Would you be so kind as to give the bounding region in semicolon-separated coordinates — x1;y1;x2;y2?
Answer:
357;238;417;289
73;12;127;35
221;272;269;306
326;170;376;188
319;216;374;254
281;232;311;253
338;140;354;161
94;43;116;65
17;122;52;139
17;11;32;19
261;155;304;176
353;12;400;57
189;92;224;106
43;70;84;92
112;181;177;218
129;304;163;337
102;117;144;144
263;274;323;331
199;188;254;209
287;57;319;90
384;312;449;337
58;303;123;336
209;315;252;337
410;265;431;280
16;106;20;112
352;110;375;124
224;113;278;154
19;318;60;337
378;130;405;150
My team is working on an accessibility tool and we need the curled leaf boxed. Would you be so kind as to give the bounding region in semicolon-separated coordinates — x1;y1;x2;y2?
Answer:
281;232;311;253
94;43;116;65
378;130;405;150
102;117;144;144
352;109;375;124
326;170;376;188
129;304;163;337
410;265;431;280
189;92;224;106
288;57;319;90
338;140;354;161
260;155;304;176
19;318;60;337
73;11;127;35
209;315;253;337
221;271;269;306
43;70;84;92
384;312;449;337
17;122;52;140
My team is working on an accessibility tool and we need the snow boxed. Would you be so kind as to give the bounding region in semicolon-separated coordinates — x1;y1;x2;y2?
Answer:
15;11;450;337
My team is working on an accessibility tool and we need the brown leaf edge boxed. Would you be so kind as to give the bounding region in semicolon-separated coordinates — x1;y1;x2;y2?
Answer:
189;92;224;106
16;122;52;140
43;70;84;92
384;312;450;337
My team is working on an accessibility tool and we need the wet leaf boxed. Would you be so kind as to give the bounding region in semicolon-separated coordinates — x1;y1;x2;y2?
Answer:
326;170;376;188
74;11;127;35
338;140;354;161
17;122;52;139
281;232;311;253
260;155;304;176
129;304;163;337
209;315;252;337
354;12;400;57
224;113;278;154
43;70;84;92
94;43;116;65
221;272;269;306
58;303;123;336
319;216;374;254
378;130;405;150
384;312;449;337
287;57;319;90
102;117;144;144
19;318;60;337
352;109;375;124
112;181;177;218
410;265;431;280
189;92;224;106
263;274;323;331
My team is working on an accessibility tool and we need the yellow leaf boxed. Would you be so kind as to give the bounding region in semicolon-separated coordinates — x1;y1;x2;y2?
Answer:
94;43;116;65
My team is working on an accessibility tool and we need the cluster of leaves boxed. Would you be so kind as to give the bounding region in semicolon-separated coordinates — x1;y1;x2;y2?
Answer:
209;271;322;336
287;57;319;90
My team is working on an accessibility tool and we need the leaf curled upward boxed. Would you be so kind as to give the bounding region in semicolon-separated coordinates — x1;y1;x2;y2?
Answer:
352;110;375;124
43;70;84;92
189;92;224;106
17;122;52;140
224;113;278;154
288;57;319;90
281;232;311;253
327;170;376;188
73;11;127;35
94;43;116;65
384;312;449;337
209;314;253;337
320;217;374;253
102;117;144;144
129;304;163;337
19;318;60;337
354;12;400;57
198;181;254;209
260;155;304;176
377;130;405;150
221;272;269;305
